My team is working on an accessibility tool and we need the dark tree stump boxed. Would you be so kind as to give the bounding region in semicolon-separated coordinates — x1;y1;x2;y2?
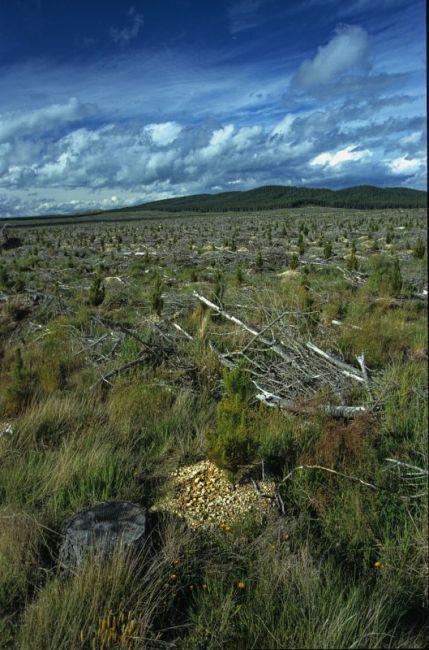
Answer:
59;501;147;569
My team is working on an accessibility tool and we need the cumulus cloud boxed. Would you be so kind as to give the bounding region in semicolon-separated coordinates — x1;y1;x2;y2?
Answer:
293;25;370;88
198;124;235;161
145;122;182;146
310;145;371;167
271;114;296;137
0;92;426;217
110;6;144;46
0;98;95;143
388;156;422;175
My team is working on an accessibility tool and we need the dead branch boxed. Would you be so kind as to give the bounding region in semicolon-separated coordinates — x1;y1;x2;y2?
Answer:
193;291;300;367
305;342;364;383
279;464;378;491
172;322;194;340
385;458;428;475
356;352;373;400
91;354;146;388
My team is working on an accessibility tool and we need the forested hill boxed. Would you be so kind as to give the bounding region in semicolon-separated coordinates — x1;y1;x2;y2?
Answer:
121;185;427;212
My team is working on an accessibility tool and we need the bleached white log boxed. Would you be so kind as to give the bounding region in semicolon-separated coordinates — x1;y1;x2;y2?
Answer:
305;341;364;383
173;322;194;340
193;291;296;365
356;352;373;398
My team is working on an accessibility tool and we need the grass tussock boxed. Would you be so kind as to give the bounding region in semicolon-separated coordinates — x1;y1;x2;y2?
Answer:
0;207;426;647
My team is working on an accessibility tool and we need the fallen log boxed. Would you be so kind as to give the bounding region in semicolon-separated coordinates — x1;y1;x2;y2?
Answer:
193;292;300;367
91;354;146;388
356;352;373;399
305;342;364;383
253;383;367;418
279;464;378;491
193;291;365;384
173;323;367;419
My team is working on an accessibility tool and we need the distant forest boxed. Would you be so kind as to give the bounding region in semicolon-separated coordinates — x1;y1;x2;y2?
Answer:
122;185;427;212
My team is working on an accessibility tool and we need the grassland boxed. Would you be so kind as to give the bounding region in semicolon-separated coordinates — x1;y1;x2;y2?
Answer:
0;206;427;648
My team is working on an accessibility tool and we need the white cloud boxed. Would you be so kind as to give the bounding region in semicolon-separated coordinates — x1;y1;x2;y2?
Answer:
388;156;422;174
294;26;370;88
271;114;296;137
310;145;371;167
232;125;262;150
199;124;234;160
145;122;182;146
0;98;94;143
399;131;421;145
0;91;425;217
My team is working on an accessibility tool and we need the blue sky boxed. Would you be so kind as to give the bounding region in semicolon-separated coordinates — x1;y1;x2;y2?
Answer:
0;0;426;216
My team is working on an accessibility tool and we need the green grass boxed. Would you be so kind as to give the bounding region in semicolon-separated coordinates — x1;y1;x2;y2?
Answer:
0;207;426;647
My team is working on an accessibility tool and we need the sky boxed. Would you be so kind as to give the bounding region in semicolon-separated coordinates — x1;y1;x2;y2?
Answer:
0;0;426;216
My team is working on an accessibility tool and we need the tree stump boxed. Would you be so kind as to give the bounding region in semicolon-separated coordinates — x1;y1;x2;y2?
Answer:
59;501;147;570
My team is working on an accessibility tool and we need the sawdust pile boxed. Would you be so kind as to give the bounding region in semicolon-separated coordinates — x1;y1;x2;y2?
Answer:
151;460;277;528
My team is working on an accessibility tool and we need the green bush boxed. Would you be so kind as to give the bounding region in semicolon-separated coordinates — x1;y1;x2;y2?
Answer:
367;254;402;296
222;363;253;403
0;348;31;416
210;270;226;305
207;365;257;474
413;237;426;259
289;253;299;270
150;274;164;315
88;274;105;306
207;395;257;473
323;240;333;259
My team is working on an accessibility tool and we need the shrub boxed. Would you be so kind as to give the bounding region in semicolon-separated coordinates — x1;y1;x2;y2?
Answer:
0;348;31;416
211;270;226;306
390;257;402;295
88;274;105;306
150;274;164;316
222;363;254;403
346;250;359;271
207;396;257;474
0;264;12;290
289;253;299;270
207;365;257;474
413;237;426;259
367;254;402;296
235;265;244;285
323;240;333;260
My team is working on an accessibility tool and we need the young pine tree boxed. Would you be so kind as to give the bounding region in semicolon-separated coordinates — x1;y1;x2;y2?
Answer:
150;274;164;316
289;253;299;270
413;237;426;259
88;274;105;307
323;240;333;260
211;269;226;305
390;257;403;295
347;250;359;271
207;364;258;475
235;265;244;285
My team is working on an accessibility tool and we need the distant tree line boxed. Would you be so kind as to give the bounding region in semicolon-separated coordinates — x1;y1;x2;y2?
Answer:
126;184;427;213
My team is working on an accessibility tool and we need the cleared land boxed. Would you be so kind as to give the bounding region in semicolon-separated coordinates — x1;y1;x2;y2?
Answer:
0;206;427;648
